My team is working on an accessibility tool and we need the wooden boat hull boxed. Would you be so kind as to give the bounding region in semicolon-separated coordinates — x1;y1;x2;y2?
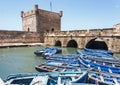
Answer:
35;64;80;72
4;69;88;85
78;56;120;74
5;73;49;85
44;60;80;67
88;71;120;85
46;69;88;84
45;54;80;59
76;48;113;58
34;47;62;57
34;51;43;56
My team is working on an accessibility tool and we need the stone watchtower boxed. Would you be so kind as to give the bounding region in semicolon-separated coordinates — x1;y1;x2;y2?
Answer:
21;4;62;33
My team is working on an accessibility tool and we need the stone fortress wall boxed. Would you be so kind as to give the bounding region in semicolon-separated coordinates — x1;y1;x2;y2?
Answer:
0;4;120;52
0;30;41;43
0;4;62;46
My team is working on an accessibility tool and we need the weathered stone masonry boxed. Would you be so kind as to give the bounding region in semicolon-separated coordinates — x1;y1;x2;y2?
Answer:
44;24;120;53
0;30;41;43
21;4;62;33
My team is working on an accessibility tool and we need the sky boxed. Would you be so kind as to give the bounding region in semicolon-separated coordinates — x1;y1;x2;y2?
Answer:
0;0;120;31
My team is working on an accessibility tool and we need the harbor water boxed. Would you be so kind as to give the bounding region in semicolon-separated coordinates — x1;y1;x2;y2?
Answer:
0;46;77;80
0;46;120;80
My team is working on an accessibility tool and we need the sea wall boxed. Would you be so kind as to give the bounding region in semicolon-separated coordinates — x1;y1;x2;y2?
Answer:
0;30;41;44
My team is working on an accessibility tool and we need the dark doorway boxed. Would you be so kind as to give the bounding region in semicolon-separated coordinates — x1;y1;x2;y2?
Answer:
67;40;78;48
51;28;54;32
46;29;49;32
86;38;108;50
55;40;61;47
28;28;30;32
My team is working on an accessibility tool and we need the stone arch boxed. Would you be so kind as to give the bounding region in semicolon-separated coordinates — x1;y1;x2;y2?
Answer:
85;37;108;50
55;40;61;47
67;39;78;48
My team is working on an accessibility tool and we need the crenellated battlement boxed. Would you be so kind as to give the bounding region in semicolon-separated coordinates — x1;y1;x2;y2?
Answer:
21;4;62;18
21;10;36;18
21;4;39;18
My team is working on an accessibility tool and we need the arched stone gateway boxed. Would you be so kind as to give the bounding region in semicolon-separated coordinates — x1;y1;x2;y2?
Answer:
67;40;78;48
55;40;61;47
86;38;108;50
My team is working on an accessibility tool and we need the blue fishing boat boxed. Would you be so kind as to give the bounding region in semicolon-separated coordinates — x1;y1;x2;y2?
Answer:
45;54;80;60
55;47;62;53
34;47;50;56
69;83;95;85
78;56;120;74
4;73;49;85
80;54;120;65
50;70;88;85
4;69;88;85
76;48;113;58
35;64;66;72
35;63;81;72
35;57;81;72
88;71;120;85
84;48;113;55
44;59;80;67
42;48;57;57
46;56;79;62
34;47;62;57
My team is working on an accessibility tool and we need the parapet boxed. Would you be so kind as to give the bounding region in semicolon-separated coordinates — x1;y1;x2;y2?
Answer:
21;4;39;18
21;4;62;18
21;10;36;18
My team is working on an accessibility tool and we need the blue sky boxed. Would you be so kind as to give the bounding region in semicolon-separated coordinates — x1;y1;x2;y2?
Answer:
0;0;120;31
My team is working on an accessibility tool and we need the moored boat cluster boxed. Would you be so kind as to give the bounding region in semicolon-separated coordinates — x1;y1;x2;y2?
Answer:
1;47;120;85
